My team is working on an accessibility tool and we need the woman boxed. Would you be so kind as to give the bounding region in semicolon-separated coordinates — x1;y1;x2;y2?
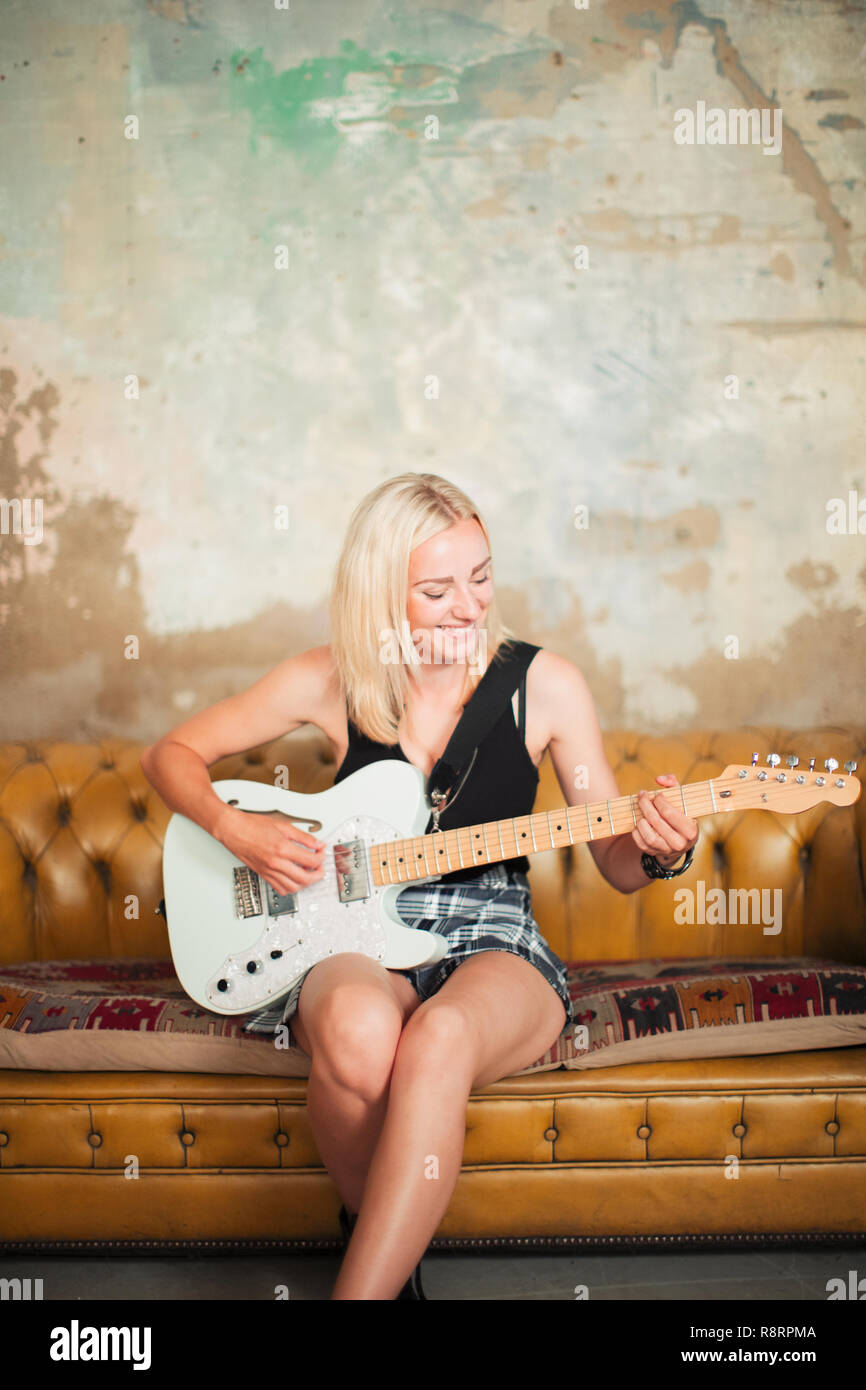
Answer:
140;472;699;1301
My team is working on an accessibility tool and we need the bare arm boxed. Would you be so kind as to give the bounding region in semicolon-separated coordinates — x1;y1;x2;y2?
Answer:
140;647;334;891
540;652;698;894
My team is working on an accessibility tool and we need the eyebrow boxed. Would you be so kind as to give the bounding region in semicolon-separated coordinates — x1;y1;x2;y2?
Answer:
414;555;492;586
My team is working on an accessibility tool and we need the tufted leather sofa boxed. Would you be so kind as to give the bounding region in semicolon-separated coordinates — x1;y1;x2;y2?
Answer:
1;725;864;1251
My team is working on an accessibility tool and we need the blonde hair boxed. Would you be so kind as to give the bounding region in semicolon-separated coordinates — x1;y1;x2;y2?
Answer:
329;473;520;745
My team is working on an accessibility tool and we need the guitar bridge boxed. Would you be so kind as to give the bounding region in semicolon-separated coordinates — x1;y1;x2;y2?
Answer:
233;865;297;919
334;838;370;903
233;865;262;918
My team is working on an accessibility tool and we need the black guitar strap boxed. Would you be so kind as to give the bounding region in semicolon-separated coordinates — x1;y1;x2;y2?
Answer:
425;638;540;830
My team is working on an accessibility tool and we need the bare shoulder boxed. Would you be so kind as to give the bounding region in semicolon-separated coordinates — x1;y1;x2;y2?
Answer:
290;643;342;713
527;648;597;746
298;644;345;736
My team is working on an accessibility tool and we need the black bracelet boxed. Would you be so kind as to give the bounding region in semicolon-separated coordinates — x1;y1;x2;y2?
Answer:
641;844;695;880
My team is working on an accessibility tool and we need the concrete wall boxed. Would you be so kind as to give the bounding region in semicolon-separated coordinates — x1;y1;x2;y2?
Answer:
1;0;863;741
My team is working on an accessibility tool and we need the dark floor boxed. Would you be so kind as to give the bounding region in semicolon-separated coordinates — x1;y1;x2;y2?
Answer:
3;1243;863;1300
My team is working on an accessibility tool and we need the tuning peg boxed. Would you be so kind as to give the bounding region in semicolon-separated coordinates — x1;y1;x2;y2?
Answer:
808;756;816;772
767;753;781;769
751;752;759;767
824;757;839;774
786;755;799;769
844;760;858;776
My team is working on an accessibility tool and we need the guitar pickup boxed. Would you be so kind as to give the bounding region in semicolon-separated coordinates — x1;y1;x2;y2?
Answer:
233;865;297;919
334;838;369;903
265;882;298;917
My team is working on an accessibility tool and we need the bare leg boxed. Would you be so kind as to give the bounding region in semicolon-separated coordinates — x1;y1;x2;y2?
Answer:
290;957;422;1217
304;1061;389;1216
331;1009;475;1301
331;952;567;1300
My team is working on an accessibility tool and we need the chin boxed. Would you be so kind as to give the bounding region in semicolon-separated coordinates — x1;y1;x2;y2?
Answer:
417;623;488;668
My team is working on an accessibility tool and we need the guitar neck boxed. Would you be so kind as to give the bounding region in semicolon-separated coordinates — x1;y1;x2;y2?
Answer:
369;778;723;886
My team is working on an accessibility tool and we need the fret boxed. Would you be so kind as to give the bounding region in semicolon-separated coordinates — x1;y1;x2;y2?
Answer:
545;810;554;850
708;778;718;812
481;821;492;865
528;814;538;852
585;804;593;840
680;784;687;816
461;826;473;869
565;806;574;845
607;799;614;834
441;830;453;873
630;794;637;827
455;828;467;870
496;819;505;860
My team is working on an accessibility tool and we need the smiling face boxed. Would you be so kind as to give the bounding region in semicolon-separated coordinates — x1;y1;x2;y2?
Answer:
406;517;492;668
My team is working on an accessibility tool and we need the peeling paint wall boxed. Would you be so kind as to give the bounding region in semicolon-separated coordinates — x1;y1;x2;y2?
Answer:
0;0;864;741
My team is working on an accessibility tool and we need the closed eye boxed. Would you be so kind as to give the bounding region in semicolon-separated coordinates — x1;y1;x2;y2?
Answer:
424;577;490;600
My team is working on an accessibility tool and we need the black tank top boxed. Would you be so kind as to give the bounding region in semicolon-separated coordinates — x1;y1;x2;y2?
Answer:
333;643;541;884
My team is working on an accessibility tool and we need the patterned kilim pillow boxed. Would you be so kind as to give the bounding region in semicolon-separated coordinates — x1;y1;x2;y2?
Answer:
548;956;866;1074
0;956;864;1077
0;959;309;1078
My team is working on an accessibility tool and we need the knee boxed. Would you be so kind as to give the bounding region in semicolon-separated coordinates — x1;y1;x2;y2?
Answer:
394;1001;479;1077
311;985;404;1101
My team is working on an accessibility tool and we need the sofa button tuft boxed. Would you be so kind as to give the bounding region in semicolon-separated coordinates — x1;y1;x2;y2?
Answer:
275;1131;289;1147
733;1123;746;1137
637;1124;651;1139
181;1131;195;1146
543;1127;558;1142
825;1121;839;1135
89;1133;102;1147
0;1132;8;1146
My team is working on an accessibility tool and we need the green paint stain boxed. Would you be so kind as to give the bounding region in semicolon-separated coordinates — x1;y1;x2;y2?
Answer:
229;40;426;169
227;35;566;168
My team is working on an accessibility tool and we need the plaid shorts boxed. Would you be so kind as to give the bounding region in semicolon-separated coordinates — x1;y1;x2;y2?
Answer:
241;862;573;1047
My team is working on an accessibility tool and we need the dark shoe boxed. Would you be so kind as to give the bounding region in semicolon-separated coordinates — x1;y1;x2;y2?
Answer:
339;1203;427;1299
396;1261;427;1300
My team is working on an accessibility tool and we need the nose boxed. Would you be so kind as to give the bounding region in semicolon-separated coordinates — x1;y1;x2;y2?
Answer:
446;586;486;622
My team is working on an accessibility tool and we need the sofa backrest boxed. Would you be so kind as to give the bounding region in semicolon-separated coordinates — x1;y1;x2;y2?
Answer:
0;727;863;966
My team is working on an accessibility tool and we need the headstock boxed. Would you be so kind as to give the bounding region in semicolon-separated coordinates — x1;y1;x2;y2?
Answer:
718;754;861;812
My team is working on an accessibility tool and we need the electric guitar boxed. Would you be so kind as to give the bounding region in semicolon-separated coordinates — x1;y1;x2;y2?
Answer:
161;753;860;1017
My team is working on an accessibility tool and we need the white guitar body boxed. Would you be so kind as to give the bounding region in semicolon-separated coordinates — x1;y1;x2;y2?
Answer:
162;762;449;1017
